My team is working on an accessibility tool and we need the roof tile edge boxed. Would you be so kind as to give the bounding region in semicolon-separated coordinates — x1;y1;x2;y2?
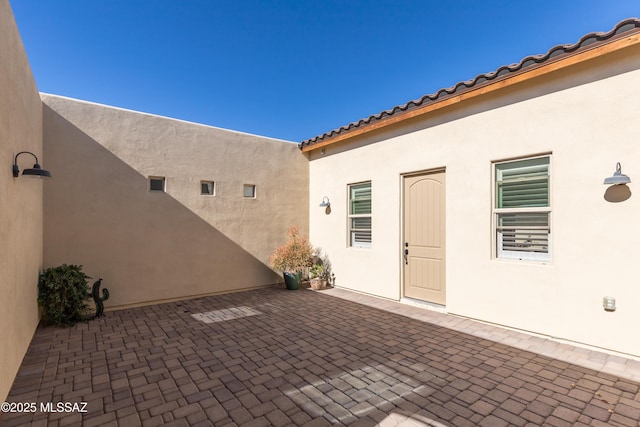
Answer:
300;17;640;151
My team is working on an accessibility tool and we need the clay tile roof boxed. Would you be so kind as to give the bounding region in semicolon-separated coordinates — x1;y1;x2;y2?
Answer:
300;18;640;150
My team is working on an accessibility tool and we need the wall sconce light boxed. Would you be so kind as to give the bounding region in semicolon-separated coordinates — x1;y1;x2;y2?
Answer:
319;196;331;208
603;162;630;185
320;196;331;215
13;151;51;178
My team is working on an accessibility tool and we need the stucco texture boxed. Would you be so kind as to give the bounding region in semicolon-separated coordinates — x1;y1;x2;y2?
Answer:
0;0;43;402
42;94;308;308
308;44;640;356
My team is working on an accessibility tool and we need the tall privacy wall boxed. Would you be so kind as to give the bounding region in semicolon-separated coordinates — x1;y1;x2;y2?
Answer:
0;0;44;402
42;94;308;308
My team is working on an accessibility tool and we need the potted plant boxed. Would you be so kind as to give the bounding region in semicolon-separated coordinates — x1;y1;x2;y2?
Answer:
269;226;313;290
309;250;335;290
310;264;327;290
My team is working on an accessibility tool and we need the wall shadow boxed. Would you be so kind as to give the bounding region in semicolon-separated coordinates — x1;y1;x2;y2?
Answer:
43;105;281;308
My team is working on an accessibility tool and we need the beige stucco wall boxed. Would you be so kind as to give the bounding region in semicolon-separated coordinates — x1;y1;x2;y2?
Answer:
309;44;640;356
0;0;43;402
42;94;308;308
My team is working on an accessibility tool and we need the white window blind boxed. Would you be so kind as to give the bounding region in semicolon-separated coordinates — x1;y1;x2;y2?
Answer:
494;157;550;261
496;159;549;208
349;182;371;247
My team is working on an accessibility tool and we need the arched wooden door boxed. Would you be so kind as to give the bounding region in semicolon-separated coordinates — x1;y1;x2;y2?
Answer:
403;171;446;305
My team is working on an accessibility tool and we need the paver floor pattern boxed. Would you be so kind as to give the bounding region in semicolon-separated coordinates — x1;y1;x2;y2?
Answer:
2;287;640;426
191;306;262;324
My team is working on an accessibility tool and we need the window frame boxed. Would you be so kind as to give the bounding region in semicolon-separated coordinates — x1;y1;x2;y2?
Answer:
492;155;551;262
347;181;372;248
200;180;215;196
243;184;256;199
149;176;166;192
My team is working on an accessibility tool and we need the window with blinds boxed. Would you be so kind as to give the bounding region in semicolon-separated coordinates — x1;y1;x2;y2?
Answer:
494;157;550;261
348;182;372;247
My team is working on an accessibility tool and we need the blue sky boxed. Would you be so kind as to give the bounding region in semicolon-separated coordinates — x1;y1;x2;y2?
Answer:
10;1;640;142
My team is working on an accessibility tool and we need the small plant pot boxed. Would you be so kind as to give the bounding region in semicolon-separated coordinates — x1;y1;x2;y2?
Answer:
310;278;327;290
283;272;302;290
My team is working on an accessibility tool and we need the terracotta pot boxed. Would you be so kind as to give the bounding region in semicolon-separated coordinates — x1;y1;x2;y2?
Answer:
310;278;327;290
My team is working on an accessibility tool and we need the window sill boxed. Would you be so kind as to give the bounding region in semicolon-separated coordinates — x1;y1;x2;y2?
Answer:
349;245;372;250
492;257;552;267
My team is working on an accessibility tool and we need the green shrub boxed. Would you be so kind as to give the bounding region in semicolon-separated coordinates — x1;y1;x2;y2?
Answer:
38;264;91;326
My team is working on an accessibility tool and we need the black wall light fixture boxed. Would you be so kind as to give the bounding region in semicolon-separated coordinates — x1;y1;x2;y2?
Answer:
12;151;51;178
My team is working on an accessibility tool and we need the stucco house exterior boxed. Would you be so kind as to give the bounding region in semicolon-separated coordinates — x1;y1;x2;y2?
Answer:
2;0;640;401
303;18;640;358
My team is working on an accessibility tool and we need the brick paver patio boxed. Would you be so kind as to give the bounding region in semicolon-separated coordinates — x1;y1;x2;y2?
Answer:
2;287;640;426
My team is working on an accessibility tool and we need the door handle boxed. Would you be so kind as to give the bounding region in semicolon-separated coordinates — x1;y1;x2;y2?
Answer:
404;248;409;264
